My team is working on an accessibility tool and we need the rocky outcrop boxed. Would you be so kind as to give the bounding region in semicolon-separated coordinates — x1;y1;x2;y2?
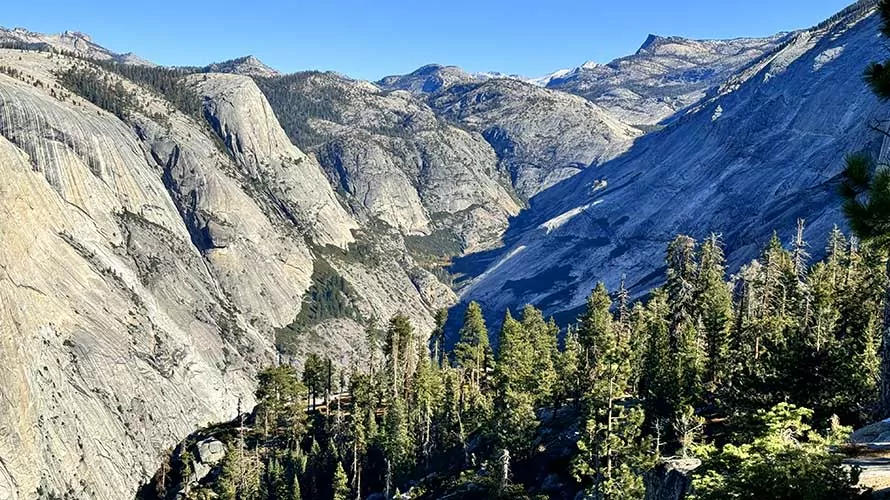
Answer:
430;78;641;197
0;50;450;500
0;50;267;500
644;458;701;500
200;56;280;78
377;64;487;95
189;72;357;248
0;26;152;65
543;32;789;126
258;71;520;252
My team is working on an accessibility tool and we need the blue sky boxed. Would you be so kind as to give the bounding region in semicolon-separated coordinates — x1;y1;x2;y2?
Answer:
3;0;855;80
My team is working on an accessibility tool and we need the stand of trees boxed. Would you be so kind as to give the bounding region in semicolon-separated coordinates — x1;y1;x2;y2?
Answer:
142;225;878;500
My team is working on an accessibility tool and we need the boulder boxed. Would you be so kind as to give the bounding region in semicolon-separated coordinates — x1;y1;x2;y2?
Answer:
851;419;890;444
196;438;227;464
644;458;701;500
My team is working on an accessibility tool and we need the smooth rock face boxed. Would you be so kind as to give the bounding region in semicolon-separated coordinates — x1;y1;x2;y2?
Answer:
429;78;642;198
190;72;357;248
0;50;449;500
456;2;885;331
0;51;267;500
544;32;790;126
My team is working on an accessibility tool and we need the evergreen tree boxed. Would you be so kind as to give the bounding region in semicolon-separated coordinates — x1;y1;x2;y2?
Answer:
841;149;890;416
454;301;493;393
430;308;449;368
555;326;583;407
577;283;615;374
493;311;539;457
303;354;326;410
640;290;678;420
256;365;309;448
332;461;349;500
574;283;652;499
695;235;733;389
520;304;559;406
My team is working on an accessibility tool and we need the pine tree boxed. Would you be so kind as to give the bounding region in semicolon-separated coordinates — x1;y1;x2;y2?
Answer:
520;304;559;406
841;129;890;416
493;310;539;457
384;314;414;399
332;461;349;500
411;343;444;468
256;365;309;448
430;308;449;368
555;326;583;408
573;282;652;499
454;301;493;393
696;235;733;389
577;283;615;375
303;354;326;410
640;289;678;420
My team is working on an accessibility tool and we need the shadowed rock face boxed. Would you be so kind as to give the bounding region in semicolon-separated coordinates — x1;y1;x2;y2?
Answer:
455;1;886;333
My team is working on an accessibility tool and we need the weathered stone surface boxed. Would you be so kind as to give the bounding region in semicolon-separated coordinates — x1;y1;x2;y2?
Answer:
0;26;152;65
644;458;701;500
0;51;265;500
261;71;520;252
195;438;226;464
455;2;886;333
190;72;357;248
0;50;450;500
430;78;641;198
543;33;789;126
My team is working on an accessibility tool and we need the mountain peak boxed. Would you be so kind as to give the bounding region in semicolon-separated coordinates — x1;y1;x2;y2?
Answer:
202;55;280;78
636;34;675;54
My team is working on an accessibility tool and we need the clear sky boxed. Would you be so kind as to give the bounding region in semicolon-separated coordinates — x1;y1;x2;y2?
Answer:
3;0;856;81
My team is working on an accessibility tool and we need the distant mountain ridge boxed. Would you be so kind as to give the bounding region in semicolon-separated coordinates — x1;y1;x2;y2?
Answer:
0;26;154;66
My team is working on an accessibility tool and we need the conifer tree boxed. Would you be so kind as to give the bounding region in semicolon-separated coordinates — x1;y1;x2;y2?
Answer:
430;308;449;368
454;301;493;393
555;326;583;408
640;290;678;420
574;282;651;499
695;235;733;389
303;354;326;410
493;310;538;457
841;19;890;413
411;342;444;467
577;283;615;374
332;461;349;500
520;304;558;405
256;365;309;447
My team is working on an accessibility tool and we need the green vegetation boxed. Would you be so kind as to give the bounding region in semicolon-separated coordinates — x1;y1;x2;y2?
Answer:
275;259;360;354
254;72;343;150
57;64;134;120
142;224;879;499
